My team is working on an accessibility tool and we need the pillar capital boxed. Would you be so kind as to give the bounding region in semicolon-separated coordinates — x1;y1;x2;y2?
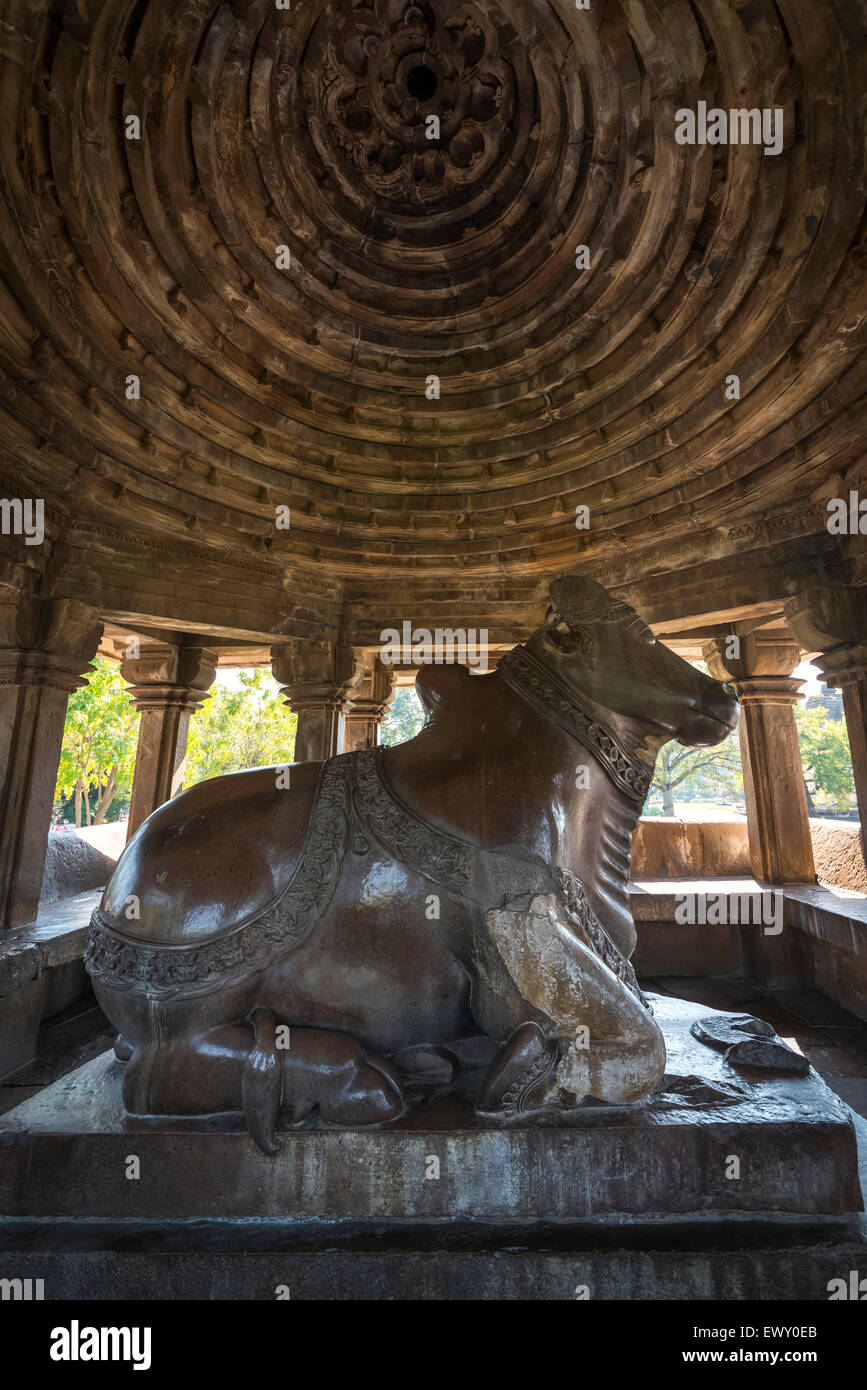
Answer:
703;630;801;683
0;587;102;693
120;641;218;714
816;642;867;687
783;583;867;686
270;639;363;705
121;639;218;838
733;676;807;707
271;639;365;762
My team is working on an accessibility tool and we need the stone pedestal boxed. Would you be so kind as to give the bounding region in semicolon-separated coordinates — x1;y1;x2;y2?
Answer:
121;643;217;840
343;656;396;752
706;633;815;884
0;995;859;1220
0;588;102;928
0;994;862;1299
271;640;364;762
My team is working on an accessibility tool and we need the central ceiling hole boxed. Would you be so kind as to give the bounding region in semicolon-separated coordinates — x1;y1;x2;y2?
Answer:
407;64;438;101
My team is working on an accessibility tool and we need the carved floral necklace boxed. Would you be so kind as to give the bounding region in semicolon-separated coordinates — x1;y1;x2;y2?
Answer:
497;645;653;806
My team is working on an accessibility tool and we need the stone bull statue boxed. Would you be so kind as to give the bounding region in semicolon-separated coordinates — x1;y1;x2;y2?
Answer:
86;578;739;1151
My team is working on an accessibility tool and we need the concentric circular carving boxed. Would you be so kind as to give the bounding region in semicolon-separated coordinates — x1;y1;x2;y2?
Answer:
298;0;524;208
0;0;865;591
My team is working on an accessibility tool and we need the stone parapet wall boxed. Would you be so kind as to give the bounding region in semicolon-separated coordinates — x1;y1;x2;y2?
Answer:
632;816;866;893
632;818;750;879
809;820;867;894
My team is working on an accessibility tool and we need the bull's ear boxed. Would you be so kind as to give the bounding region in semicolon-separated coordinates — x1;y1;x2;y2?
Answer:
546;618;578;654
544;615;595;666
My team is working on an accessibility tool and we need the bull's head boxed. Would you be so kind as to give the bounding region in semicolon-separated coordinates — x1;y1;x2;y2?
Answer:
526;576;738;749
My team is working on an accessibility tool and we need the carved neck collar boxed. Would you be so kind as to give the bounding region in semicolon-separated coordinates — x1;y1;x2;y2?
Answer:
498;645;653;805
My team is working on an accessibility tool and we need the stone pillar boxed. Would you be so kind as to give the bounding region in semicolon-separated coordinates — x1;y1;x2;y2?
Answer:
271;640;364;762
0;586;102;927
705;631;815;884
121;641;217;840
784;584;867;864
344;656;396;752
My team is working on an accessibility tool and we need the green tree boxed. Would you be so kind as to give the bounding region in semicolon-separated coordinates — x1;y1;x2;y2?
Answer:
55;658;138;826
185;668;297;785
795;704;855;815
380;686;425;746
647;731;743;816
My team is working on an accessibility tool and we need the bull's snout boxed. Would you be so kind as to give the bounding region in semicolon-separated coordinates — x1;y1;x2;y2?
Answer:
673;673;739;747
695;679;740;735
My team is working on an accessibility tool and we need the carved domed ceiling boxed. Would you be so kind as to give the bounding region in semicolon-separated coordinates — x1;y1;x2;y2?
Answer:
1;0;866;614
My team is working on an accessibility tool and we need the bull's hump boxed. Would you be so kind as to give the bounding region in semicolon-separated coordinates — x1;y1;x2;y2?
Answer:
99;762;321;945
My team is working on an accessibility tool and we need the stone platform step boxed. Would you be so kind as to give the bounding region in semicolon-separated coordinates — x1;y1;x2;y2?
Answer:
1;1229;866;1300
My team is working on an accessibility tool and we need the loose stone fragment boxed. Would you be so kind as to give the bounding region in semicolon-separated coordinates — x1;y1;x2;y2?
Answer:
723;1038;810;1075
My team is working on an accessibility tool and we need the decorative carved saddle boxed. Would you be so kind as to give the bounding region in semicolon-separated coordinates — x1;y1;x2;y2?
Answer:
86;746;645;1008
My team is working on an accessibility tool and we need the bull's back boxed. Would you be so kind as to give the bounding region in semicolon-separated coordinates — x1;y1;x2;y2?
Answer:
99;761;322;946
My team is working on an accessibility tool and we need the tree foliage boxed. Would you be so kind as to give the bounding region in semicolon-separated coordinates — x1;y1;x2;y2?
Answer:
379;685;425;746
647;732;743;816
185;668;297;785
795;703;855;813
55;658;138;825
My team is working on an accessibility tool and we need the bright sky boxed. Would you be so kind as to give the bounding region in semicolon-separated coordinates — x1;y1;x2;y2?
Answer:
794;660;822;696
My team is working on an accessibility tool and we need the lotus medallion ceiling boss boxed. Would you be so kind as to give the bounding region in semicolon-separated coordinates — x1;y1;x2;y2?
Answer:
0;0;865;593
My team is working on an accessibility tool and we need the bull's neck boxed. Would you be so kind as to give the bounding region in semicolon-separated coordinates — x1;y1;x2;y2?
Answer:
563;756;644;953
491;665;658;955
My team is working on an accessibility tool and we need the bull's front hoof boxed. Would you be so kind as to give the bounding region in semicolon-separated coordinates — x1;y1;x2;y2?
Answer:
476;1022;564;1120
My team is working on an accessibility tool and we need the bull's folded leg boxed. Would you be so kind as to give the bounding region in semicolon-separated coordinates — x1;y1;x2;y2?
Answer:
478;892;665;1117
122;1016;405;1153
